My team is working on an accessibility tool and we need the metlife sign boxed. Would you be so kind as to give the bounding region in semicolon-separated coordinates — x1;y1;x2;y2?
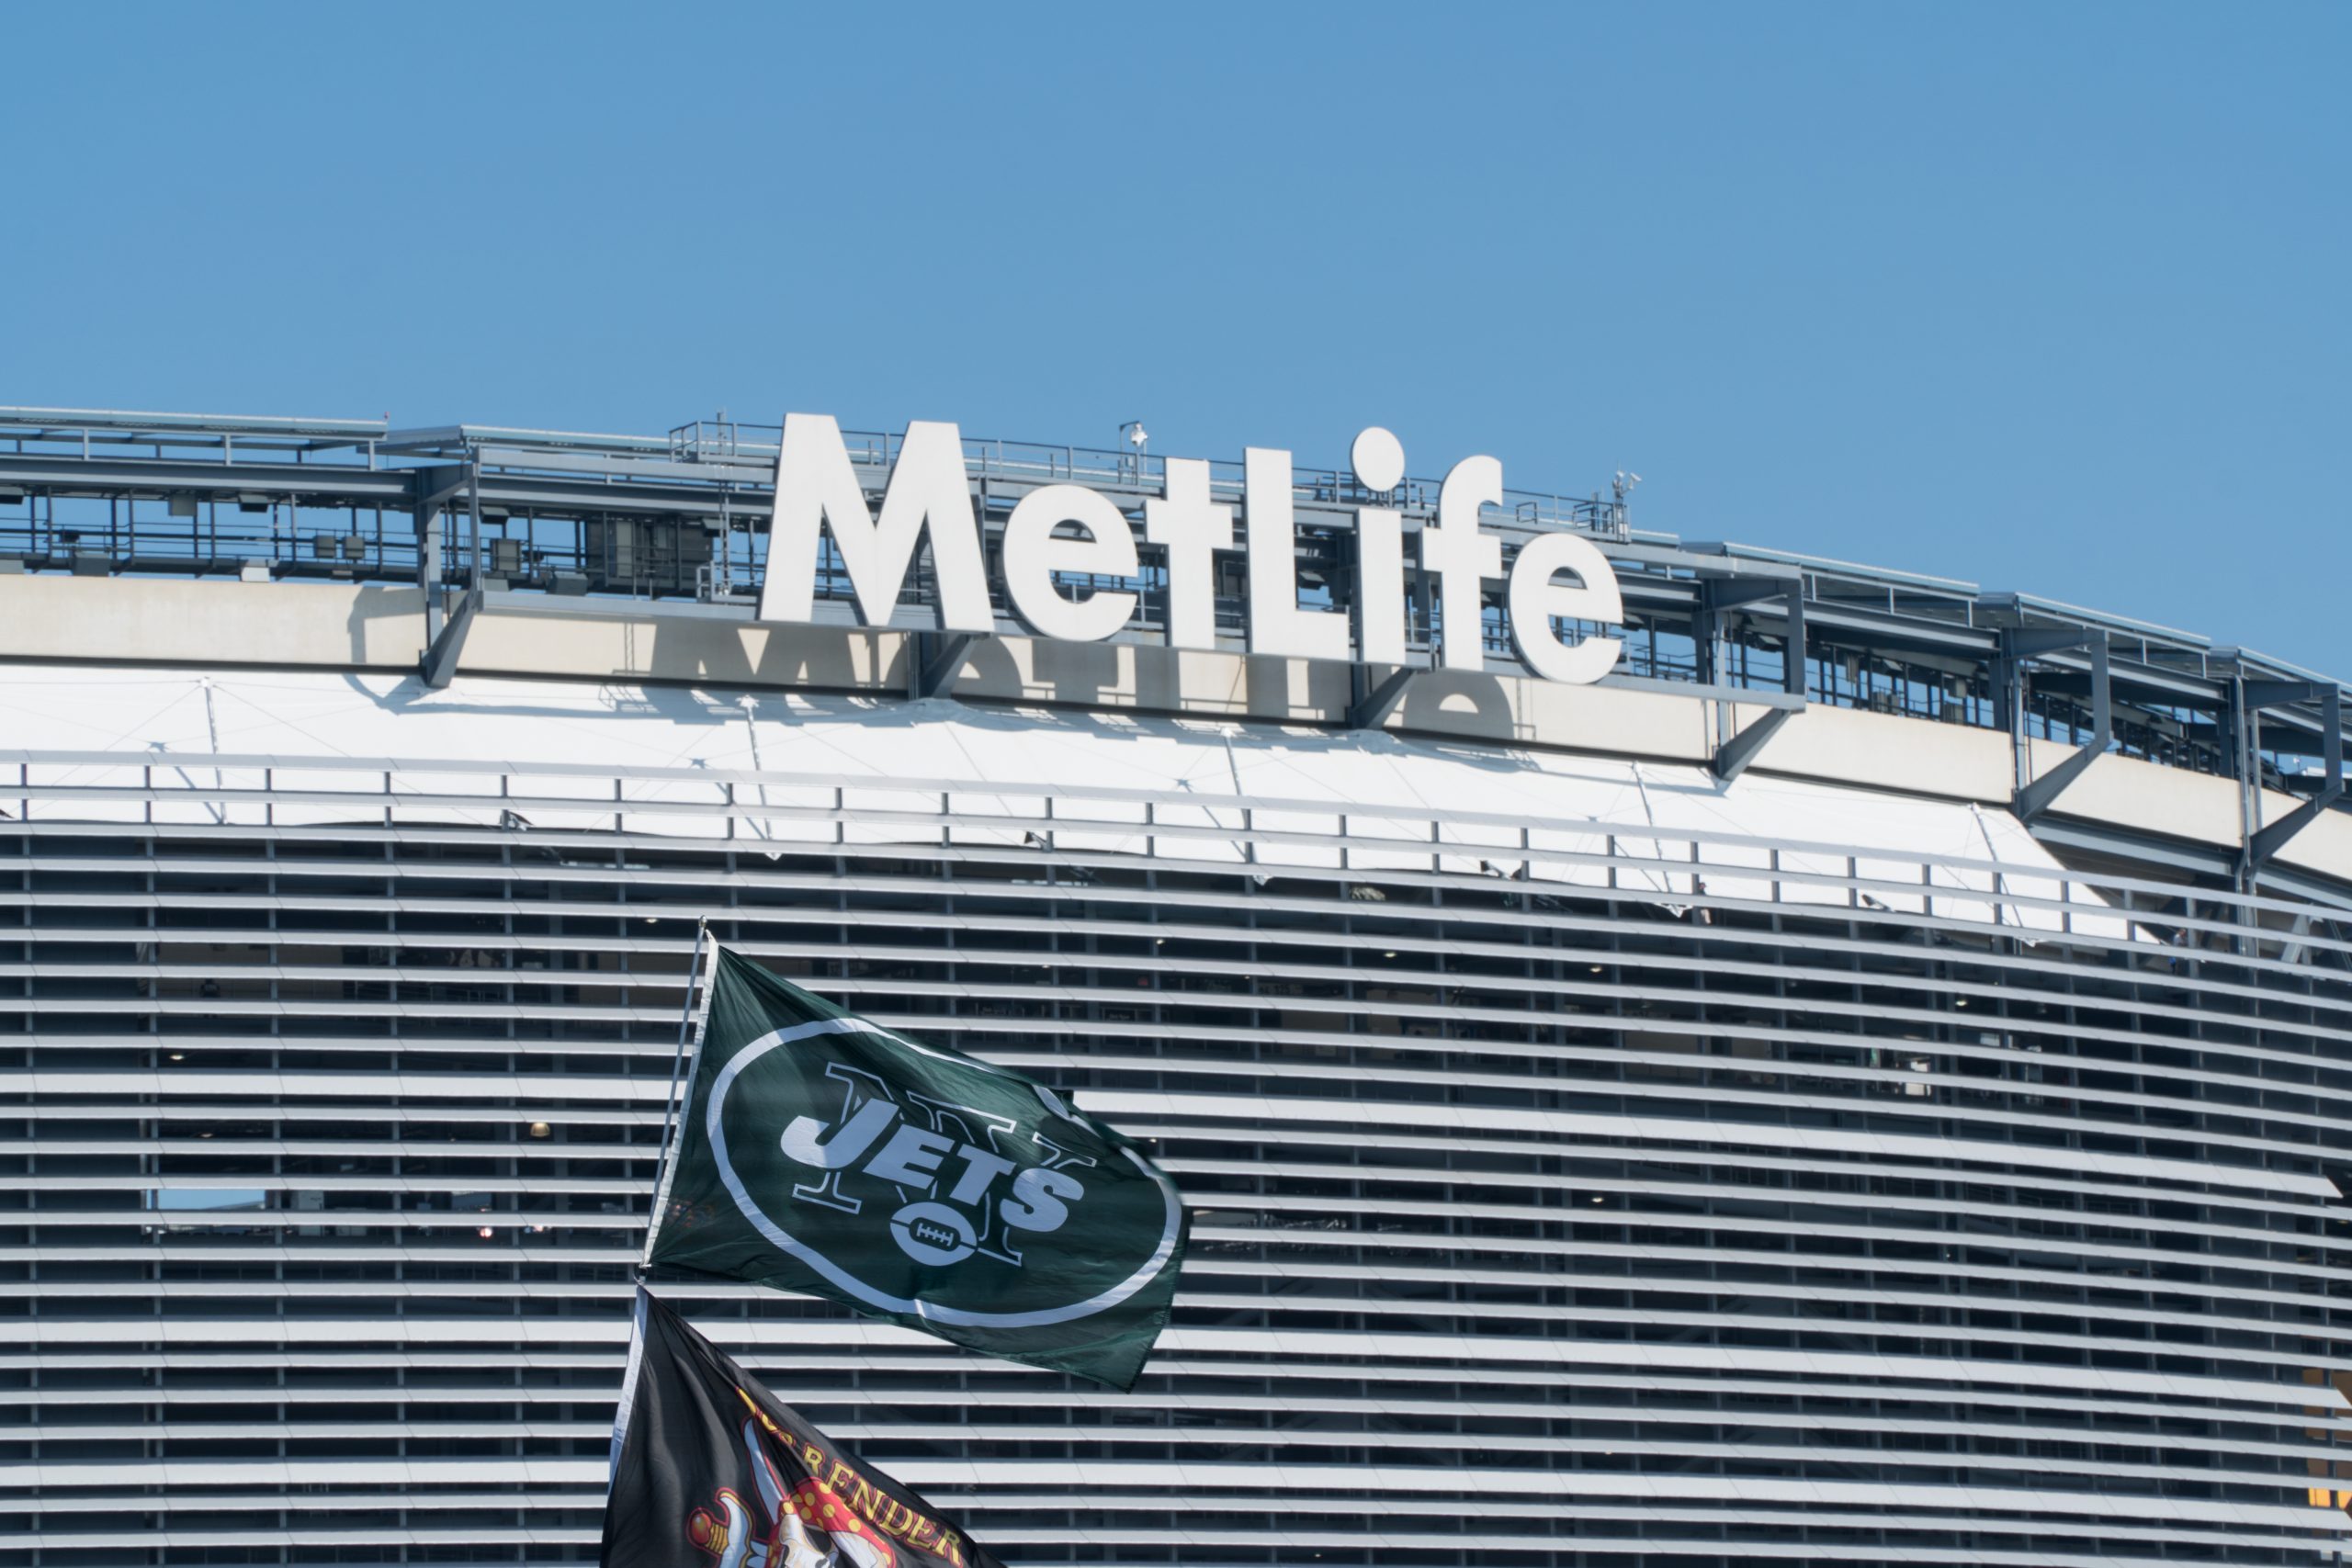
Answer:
757;414;1626;684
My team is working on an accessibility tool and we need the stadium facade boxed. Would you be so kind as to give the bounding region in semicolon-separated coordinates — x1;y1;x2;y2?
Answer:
1;405;2349;1568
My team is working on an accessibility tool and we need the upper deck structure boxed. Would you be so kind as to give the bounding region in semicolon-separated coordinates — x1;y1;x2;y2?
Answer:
0;404;2345;907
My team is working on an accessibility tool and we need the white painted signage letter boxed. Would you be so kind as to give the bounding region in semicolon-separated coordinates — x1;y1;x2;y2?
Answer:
1244;446;1351;661
1508;531;1624;684
761;414;993;632
1143;457;1233;651
1001;484;1142;642
1423;455;1506;671
1350;427;1408;666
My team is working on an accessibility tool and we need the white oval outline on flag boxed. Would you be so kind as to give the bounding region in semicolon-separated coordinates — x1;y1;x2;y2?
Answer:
706;1016;1183;1327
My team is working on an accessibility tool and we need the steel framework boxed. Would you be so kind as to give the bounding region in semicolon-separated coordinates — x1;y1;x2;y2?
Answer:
1;406;2344;893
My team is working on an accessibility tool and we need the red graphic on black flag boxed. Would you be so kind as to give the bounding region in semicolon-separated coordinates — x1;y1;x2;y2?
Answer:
685;1413;898;1568
602;1290;993;1568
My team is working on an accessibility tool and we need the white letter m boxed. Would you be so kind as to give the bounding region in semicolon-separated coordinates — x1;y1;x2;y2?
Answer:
759;413;993;632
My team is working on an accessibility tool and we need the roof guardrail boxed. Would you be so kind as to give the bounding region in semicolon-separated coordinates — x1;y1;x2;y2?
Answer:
0;406;2341;815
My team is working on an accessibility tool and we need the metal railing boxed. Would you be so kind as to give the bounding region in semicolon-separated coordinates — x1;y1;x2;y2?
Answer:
2;405;2345;825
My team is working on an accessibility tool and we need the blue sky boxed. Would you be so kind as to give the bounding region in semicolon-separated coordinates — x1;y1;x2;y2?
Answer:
4;3;2343;673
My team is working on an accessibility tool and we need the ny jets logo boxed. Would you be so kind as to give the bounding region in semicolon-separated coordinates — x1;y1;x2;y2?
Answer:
701;1014;1182;1329
776;1064;1097;1269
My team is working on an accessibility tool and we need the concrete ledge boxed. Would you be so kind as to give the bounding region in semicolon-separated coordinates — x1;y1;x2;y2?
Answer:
1754;705;2011;805
0;574;2341;887
2026;745;2243;851
0;576;427;670
459;607;901;694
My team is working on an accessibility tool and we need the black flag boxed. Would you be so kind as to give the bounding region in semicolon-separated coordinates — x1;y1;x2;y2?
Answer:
604;1288;1004;1568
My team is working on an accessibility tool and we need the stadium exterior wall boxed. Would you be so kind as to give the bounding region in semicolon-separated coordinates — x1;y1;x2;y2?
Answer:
4;576;2352;1559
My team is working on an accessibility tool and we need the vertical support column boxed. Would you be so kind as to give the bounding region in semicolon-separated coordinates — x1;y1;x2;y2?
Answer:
2238;681;2346;885
1691;590;1720;689
2227;686;2261;952
2232;677;2257;897
2086;637;2111;748
1693;583;1727;752
1783;588;1807;699
1992;641;2026;795
2007;628;2111;821
466;455;486;589
415;498;445;641
1704;576;1807;784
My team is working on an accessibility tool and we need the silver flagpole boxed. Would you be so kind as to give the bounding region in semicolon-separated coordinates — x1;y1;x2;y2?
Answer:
639;917;713;1270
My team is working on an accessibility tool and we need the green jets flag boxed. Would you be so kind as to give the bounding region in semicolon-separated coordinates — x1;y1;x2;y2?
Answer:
646;947;1188;1391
